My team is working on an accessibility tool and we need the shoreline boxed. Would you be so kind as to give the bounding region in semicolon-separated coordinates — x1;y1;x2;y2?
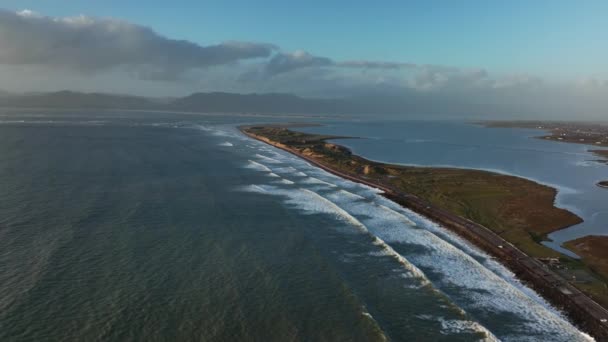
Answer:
322;136;582;213
480;121;608;164
240;125;608;340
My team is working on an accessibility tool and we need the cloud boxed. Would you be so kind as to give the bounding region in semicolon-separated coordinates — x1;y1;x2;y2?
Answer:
0;9;276;79
263;50;418;76
264;50;332;76
576;77;608;89
409;66;491;91
491;73;542;89
0;9;425;83
1;9;607;119
336;60;417;69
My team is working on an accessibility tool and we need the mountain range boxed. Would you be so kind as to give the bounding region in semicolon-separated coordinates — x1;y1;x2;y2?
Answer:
0;89;477;117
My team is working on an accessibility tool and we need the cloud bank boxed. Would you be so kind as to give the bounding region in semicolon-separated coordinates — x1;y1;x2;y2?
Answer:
0;9;276;79
0;9;606;119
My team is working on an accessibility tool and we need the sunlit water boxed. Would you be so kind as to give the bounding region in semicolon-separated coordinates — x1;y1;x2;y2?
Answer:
0;111;594;341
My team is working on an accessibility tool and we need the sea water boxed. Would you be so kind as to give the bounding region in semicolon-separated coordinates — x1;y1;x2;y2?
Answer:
0;111;593;341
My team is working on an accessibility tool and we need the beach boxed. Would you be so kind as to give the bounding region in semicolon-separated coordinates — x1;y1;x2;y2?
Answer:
241;124;608;339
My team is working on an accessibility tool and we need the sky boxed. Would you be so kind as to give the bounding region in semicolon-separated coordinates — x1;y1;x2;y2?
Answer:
0;1;606;118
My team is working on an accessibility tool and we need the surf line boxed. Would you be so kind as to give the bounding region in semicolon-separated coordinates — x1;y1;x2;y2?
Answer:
239;126;608;340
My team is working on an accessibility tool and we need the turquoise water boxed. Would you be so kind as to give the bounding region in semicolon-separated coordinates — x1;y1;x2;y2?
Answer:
0;111;593;341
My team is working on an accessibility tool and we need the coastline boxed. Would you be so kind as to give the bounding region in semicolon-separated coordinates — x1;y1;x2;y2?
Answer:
240;125;608;340
314;145;583;214
592;150;608;164
480;121;608;164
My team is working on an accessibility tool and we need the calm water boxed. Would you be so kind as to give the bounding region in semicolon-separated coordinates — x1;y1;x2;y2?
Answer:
0;111;594;341
302;120;608;255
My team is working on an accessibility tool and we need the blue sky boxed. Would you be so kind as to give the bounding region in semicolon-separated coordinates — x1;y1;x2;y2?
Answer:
1;0;607;119
1;0;606;78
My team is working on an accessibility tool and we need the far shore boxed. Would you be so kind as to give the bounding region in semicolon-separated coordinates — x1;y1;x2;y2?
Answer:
481;120;608;165
591;150;608;164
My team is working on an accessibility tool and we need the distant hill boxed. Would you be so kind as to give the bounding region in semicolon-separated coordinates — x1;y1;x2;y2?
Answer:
0;90;357;115
0;90;472;118
0;91;156;109
169;92;350;114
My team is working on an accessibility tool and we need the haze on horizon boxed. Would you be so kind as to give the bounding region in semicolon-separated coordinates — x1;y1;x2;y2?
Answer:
0;1;607;119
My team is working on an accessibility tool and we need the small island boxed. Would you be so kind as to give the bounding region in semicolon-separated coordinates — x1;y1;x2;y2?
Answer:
241;124;608;339
598;181;608;189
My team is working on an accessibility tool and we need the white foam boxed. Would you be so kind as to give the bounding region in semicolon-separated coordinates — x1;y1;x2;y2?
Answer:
238;185;431;286
274;178;295;185
238;184;269;194
299;177;338;187
322;187;592;341
271;166;298;174
298;189;367;228
359;309;389;342
244;160;272;172
218;141;234;147
255;154;283;164
372;195;569;311
376;204;417;226
438;318;499;341
336;189;367;200
194;124;245;140
369;238;430;285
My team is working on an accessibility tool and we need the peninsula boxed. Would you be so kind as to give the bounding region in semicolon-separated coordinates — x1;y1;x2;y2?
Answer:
241;125;608;340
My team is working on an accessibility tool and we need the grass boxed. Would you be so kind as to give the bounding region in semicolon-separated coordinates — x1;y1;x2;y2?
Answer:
565;236;608;308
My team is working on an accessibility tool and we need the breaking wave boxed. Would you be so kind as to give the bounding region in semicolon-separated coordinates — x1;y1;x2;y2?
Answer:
238;133;593;341
274;178;295;185
299;177;338;187
239;184;431;286
244;160;272;172
271;166;298;174
438;318;499;341
323;188;590;341
255;154;283;164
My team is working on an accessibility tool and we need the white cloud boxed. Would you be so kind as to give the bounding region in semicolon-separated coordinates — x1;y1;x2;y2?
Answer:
1;8;606;119
0;9;276;79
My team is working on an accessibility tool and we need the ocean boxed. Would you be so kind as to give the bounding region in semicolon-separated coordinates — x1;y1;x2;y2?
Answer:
0;111;594;341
